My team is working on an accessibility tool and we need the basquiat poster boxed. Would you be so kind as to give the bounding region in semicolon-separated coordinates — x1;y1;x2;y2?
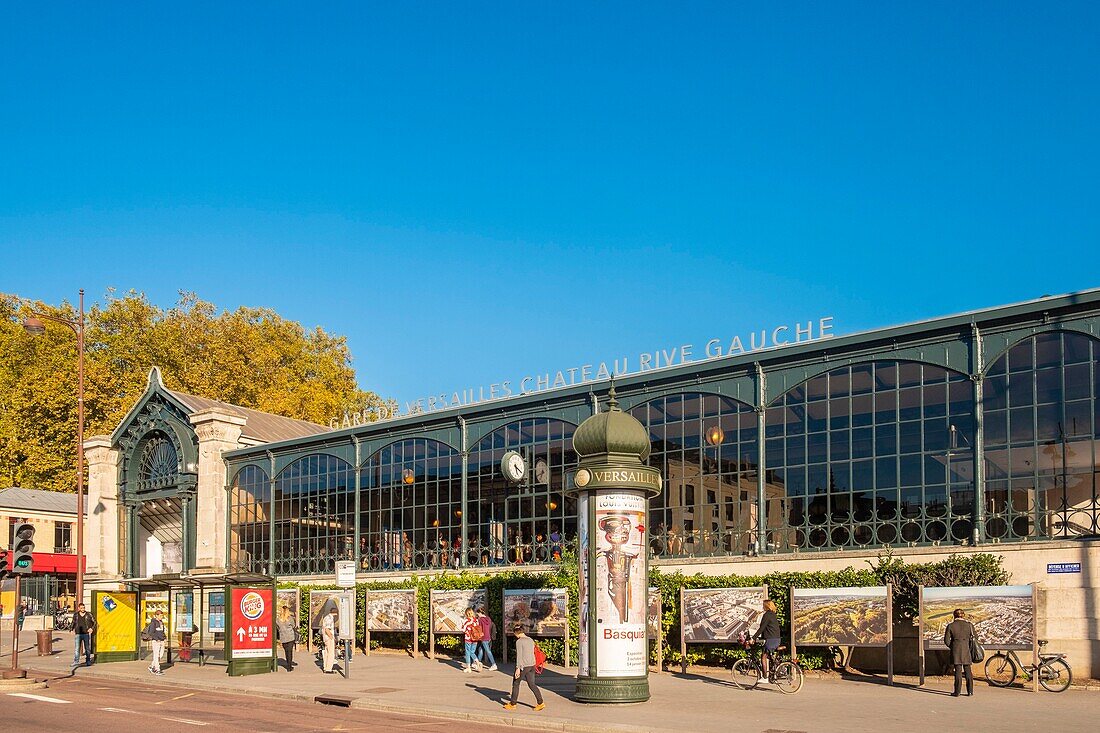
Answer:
592;490;647;676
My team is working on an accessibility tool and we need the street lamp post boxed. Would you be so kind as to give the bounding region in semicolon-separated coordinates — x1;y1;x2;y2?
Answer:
23;289;86;605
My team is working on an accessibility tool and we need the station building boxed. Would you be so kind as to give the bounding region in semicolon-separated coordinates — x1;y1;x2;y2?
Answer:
84;289;1100;676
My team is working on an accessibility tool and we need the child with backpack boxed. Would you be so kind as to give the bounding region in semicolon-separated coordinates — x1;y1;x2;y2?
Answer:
503;623;545;711
462;607;484;672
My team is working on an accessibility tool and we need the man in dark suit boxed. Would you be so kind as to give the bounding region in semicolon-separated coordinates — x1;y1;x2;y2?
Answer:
944;608;975;697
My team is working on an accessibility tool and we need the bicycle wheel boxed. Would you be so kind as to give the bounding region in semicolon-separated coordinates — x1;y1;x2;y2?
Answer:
984;653;1017;687
731;658;760;689
772;661;804;694
1039;658;1072;693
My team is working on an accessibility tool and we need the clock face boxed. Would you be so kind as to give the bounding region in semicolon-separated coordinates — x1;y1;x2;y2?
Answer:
501;451;526;483
534;458;549;484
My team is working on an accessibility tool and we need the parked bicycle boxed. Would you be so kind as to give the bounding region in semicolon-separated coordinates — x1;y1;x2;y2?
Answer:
984;640;1071;692
731;633;804;694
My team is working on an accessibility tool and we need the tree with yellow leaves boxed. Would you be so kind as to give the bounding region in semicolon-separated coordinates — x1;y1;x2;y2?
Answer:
0;291;390;492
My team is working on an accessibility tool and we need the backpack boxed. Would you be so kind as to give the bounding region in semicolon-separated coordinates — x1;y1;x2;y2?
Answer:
467;620;484;642
533;642;547;674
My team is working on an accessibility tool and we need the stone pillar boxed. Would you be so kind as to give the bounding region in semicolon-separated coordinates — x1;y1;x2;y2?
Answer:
569;386;662;704
188;408;246;573
83;435;121;580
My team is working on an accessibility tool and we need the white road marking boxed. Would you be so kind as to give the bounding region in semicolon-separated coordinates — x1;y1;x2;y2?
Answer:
7;693;72;704
161;717;208;726
99;707;138;713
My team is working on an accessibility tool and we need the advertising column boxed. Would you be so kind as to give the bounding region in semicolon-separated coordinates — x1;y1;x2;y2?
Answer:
227;585;275;676
568;385;661;704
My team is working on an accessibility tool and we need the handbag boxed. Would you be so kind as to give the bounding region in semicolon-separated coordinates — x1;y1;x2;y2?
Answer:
969;636;985;664
140;625;151;642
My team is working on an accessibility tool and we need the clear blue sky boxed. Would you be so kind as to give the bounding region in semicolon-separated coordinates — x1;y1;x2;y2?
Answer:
2;2;1098;408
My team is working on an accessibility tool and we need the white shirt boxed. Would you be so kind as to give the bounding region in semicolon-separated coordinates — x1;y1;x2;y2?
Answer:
322;613;336;639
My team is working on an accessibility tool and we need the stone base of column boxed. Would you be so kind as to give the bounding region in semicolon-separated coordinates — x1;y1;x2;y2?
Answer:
574;676;650;703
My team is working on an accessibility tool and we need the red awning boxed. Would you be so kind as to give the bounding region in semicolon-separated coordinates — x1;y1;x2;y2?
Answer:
28;552;85;575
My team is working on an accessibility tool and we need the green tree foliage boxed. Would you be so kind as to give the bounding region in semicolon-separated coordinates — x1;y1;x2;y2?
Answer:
0;290;390;492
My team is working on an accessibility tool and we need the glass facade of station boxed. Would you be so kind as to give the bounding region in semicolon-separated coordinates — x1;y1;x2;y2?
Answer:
228;324;1100;577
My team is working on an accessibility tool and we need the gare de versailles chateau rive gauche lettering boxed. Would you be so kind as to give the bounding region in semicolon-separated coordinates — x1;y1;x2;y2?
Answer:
330;315;836;429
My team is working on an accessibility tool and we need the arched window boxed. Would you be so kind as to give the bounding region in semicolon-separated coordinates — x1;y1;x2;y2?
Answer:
136;432;179;491
229;465;270;573
767;361;974;550
630;393;758;558
358;439;462;572
983;331;1100;539
272;454;353;575
467;418;578;567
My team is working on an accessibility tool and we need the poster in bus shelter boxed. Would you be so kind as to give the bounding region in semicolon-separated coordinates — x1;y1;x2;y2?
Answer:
921;585;1034;651
503;589;568;636
682;587;767;642
431;589;487;633
208;591;226;633
792;586;890;646
366;589;417;632
141;595;169;631
174;591;195;633
94;591;138;654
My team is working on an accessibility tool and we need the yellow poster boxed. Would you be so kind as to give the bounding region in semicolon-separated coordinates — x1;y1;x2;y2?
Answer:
141;596;170;630
95;592;138;654
1;581;15;620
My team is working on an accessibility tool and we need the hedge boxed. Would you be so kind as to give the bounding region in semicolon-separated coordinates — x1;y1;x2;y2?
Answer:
278;550;1009;671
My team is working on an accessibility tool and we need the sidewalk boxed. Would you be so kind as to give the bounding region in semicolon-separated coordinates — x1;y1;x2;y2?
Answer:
6;629;1097;733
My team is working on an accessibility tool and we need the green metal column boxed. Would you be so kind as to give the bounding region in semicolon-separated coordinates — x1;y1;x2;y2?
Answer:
267;451;276;573
459;416;469;569
971;324;986;545
352;437;361;569
755;363;767;555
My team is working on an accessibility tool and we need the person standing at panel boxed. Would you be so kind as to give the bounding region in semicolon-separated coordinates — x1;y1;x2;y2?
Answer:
944;609;976;697
321;606;338;673
503;623;544;711
476;606;498;671
72;602;96;668
276;604;298;671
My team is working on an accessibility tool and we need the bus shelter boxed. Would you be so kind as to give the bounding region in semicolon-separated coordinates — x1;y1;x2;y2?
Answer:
89;571;274;675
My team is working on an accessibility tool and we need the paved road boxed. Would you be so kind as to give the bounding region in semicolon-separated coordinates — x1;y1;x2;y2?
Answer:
3;675;539;733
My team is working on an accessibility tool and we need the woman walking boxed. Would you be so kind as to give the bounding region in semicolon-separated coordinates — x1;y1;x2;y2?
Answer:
944;608;976;697
476;606;498;671
461;607;484;673
145;609;167;676
276;604;298;671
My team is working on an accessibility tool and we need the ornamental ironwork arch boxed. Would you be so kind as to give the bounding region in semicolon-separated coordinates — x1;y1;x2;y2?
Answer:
136;432;179;491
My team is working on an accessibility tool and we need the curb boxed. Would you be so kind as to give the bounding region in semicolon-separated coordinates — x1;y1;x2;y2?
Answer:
27;664;671;733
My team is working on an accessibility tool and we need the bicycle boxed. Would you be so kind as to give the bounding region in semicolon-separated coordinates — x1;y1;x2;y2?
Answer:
54;608;74;632
984;640;1072;693
731;634;804;694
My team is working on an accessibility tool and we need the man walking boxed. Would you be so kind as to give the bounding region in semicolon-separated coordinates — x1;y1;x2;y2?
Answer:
145;609;167;675
72;602;96;668
321;606;338;674
502;623;544;711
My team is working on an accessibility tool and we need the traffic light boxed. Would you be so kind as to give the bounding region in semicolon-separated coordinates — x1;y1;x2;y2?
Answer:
12;522;35;575
0;549;9;579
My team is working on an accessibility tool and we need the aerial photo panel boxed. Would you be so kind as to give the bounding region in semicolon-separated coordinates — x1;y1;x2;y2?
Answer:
921;585;1034;650
681;587;766;642
792;586;890;647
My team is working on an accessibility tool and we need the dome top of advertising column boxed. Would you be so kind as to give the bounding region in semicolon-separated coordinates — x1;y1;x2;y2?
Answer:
573;386;651;463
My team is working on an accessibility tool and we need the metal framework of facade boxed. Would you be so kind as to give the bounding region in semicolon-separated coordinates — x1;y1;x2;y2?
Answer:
217;290;1100;577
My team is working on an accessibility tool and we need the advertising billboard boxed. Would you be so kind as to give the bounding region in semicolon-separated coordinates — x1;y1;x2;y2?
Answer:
592;490;648;676
94;591;138;655
309;589;355;640
230;587;274;659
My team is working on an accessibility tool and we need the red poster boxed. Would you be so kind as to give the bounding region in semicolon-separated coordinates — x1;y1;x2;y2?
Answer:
231;587;273;659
